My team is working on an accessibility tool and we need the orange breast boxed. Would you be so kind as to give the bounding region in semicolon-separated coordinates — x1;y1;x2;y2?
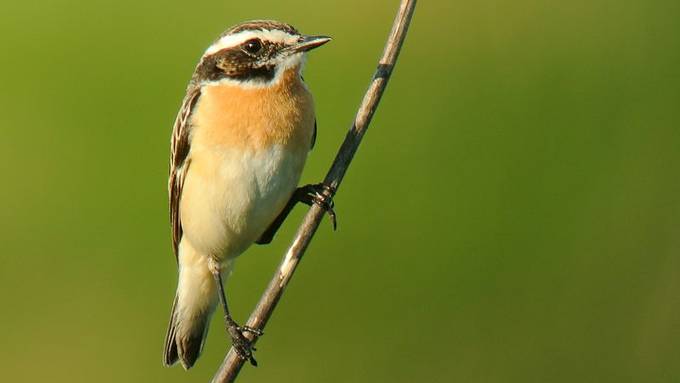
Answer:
190;66;316;153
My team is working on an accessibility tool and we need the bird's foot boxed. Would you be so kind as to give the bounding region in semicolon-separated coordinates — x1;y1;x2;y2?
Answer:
227;322;262;366
297;183;337;230
238;325;264;336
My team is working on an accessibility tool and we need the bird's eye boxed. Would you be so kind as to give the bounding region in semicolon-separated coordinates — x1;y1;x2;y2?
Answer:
242;39;263;55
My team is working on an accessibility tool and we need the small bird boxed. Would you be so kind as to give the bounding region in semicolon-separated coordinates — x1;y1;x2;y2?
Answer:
163;20;334;369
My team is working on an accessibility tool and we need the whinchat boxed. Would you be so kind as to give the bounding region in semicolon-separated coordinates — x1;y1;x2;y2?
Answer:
163;20;334;369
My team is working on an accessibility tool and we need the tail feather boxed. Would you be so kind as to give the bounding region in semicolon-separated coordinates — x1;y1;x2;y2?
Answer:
163;296;180;366
163;291;215;369
163;241;220;369
163;302;211;369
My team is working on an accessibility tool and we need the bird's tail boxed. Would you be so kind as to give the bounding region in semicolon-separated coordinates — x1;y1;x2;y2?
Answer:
163;242;220;369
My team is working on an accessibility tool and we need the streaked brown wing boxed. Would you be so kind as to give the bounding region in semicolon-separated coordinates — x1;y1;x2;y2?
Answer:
311;119;317;149
169;85;201;261
302;75;317;151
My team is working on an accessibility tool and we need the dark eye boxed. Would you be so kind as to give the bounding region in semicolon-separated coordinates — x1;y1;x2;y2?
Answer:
242;39;263;55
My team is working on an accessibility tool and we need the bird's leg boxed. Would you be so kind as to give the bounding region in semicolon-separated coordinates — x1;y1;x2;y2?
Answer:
256;183;337;245
209;260;263;366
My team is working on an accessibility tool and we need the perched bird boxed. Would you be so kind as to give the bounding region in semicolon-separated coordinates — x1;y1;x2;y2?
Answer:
163;20;334;370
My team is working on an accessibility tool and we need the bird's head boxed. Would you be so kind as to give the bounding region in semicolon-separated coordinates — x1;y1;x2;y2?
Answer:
193;20;331;88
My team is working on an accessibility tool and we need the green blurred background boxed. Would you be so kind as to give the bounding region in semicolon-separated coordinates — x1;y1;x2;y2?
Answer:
1;0;679;382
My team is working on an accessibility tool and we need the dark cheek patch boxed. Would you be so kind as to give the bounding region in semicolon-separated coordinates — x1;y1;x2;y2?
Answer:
193;43;283;84
221;62;276;82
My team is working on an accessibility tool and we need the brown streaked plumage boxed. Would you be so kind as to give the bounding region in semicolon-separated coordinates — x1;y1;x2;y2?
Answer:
224;20;298;37
169;86;201;260
163;20;330;369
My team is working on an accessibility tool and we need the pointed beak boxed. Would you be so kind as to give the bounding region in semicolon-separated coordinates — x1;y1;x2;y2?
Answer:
292;35;332;53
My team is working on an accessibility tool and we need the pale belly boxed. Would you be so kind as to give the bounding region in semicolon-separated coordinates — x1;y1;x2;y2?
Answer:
179;144;307;260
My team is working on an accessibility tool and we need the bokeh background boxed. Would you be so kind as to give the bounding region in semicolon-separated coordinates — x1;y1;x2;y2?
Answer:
1;0;679;382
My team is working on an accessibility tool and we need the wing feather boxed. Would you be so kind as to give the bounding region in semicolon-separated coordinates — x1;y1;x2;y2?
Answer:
311;119;317;149
169;85;201;261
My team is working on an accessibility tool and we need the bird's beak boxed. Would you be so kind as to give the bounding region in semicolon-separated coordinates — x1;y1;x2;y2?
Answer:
292;35;332;53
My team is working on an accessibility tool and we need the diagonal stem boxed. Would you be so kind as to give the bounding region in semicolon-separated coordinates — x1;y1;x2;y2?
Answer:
211;1;417;382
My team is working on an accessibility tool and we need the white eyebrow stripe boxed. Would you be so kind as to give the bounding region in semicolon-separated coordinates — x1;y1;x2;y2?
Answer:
204;29;299;56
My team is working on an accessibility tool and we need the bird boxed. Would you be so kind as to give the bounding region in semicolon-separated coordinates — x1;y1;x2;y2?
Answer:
162;20;334;370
